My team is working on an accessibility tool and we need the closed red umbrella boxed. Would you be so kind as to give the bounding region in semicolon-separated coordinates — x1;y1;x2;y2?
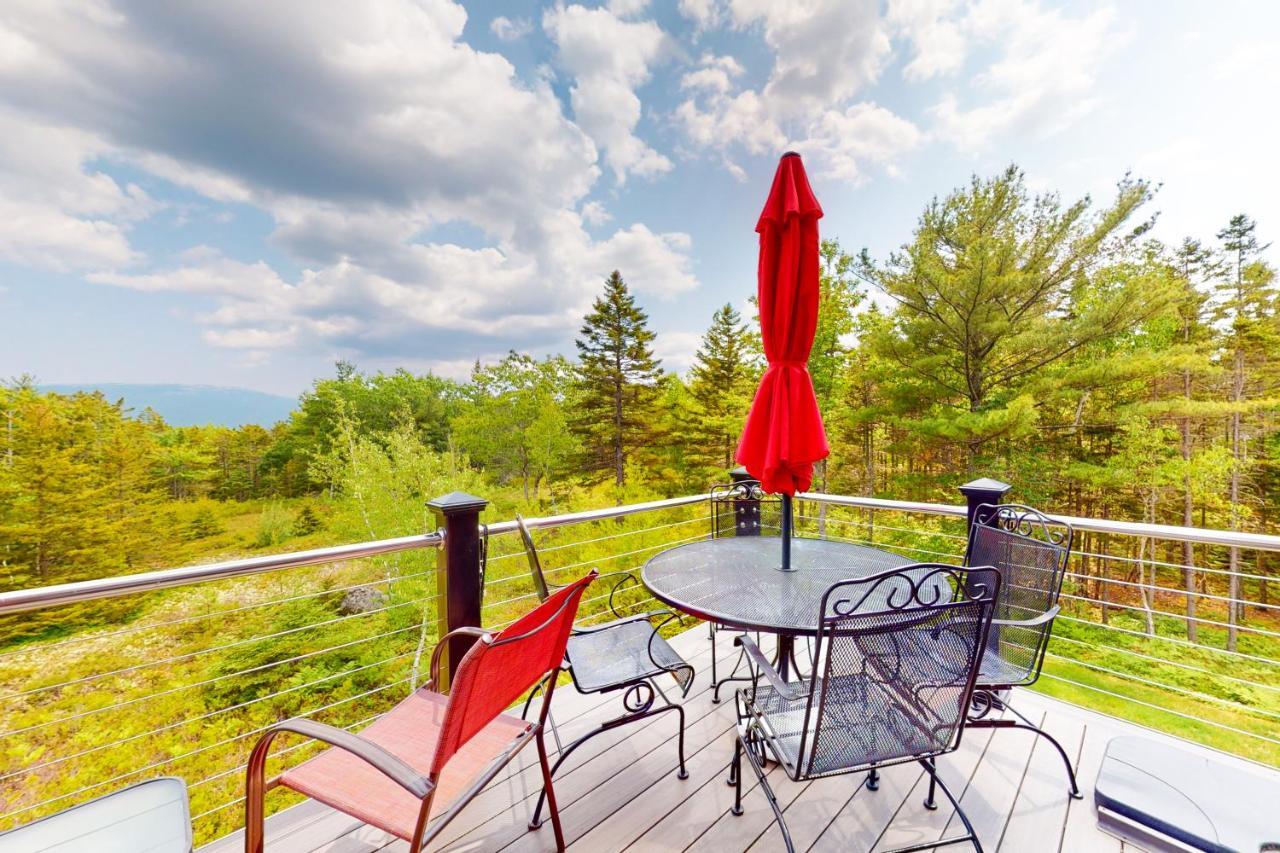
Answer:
735;152;828;569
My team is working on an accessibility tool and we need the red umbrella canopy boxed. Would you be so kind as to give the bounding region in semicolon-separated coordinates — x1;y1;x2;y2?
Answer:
735;152;829;495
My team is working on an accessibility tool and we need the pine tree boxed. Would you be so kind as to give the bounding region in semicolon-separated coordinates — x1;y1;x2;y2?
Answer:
690;304;756;470
1214;214;1276;648
574;271;662;486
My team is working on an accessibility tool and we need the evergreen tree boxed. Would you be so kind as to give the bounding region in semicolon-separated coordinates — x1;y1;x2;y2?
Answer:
573;271;662;486
1213;214;1277;648
857;166;1163;467
689;304;756;470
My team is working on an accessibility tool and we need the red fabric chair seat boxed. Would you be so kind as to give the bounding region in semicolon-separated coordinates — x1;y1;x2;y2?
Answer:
279;689;530;841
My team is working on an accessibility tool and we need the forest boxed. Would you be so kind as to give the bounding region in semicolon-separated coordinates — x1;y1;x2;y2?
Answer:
2;167;1278;838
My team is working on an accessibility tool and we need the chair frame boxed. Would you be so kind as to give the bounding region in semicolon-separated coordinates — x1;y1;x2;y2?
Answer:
962;502;1082;800
244;573;595;853
514;515;694;830
729;563;1001;853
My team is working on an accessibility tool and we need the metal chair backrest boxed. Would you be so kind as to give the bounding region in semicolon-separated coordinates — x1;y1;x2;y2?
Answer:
710;480;781;538
515;514;552;603
964;503;1072;686
429;571;594;777
795;564;1000;778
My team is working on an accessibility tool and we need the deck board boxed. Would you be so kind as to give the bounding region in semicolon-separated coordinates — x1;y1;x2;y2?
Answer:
205;624;1275;853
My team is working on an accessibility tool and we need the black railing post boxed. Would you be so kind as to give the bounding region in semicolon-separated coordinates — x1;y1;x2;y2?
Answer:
958;477;1012;553
429;490;489;690
729;465;761;536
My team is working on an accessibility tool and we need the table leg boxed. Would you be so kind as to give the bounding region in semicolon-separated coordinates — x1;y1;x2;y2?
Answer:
776;633;795;682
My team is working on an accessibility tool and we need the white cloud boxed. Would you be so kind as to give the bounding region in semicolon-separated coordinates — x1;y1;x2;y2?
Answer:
927;0;1120;149
543;3;673;184
489;15;532;42
730;0;891;117
608;0;650;17
793;103;921;184
674;5;915;184
0;0;699;362
581;200;613;225
654;330;703;373
887;0;967;80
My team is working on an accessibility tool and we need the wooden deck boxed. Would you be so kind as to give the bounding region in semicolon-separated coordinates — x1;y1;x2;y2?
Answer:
204;625;1266;852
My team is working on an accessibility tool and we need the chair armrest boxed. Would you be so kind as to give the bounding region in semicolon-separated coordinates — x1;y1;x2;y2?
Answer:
991;605;1060;628
270;718;433;798
430;626;490;687
736;635;806;702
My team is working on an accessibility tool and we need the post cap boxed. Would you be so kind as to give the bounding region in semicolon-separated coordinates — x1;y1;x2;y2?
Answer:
958;478;1012;497
427;491;489;515
729;465;752;482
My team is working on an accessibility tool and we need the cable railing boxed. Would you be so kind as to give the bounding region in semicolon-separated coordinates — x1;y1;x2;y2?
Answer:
4;484;1279;849
796;492;1280;769
0;531;442;844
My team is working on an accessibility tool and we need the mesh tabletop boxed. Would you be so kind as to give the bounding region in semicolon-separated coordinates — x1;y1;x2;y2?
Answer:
641;537;927;635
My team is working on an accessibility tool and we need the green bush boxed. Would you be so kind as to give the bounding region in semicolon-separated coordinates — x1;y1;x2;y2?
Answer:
255;503;295;547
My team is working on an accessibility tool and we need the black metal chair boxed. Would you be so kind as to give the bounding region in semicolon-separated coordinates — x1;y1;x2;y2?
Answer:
963;503;1081;798
708;480;785;702
514;515;695;829
729;563;1001;853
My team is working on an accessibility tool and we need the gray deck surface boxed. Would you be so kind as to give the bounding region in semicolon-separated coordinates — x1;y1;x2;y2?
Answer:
203;624;1273;852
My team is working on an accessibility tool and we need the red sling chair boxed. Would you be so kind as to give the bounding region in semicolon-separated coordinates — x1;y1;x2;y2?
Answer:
245;570;597;852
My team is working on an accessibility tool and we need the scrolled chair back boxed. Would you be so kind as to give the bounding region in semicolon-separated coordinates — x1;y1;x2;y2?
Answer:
709;479;780;538
795;564;1000;778
966;503;1073;685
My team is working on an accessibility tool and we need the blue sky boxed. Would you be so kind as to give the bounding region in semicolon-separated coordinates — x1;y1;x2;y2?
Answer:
0;0;1276;396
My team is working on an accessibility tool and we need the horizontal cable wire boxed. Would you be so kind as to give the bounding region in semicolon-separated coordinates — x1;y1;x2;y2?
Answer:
1063;570;1280;611
820;532;965;562
5;677;412;823
1048;633;1280;693
1054;613;1280;668
0;652;415;784
0;570;433;662
4;595;430;702
796;514;969;541
1037;672;1280;747
2;622;426;738
1069;548;1277;584
533;515;712;555
1057;591;1280;640
481;566;646;614
1042;652;1280;722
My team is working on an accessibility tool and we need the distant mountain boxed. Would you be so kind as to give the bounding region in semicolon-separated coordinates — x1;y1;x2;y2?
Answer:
41;384;297;427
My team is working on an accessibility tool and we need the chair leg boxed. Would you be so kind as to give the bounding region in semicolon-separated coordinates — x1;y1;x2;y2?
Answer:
534;729;567;852
998;703;1084;800
877;760;984;853
729;735;744;811
866;766;880;791
735;729;795;853
529;698;686;828
923;758;938;810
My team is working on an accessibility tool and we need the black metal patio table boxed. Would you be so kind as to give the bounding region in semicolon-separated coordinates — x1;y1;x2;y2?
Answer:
642;536;941;681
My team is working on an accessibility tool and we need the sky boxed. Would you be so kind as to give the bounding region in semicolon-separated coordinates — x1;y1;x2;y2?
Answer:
0;0;1276;396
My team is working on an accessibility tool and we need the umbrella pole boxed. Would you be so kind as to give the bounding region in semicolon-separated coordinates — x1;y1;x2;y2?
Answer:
781;494;794;571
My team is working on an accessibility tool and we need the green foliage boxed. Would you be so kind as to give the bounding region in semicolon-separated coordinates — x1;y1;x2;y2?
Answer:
186;507;223;540
254;502;295;547
293;504;322;536
573;270;663;487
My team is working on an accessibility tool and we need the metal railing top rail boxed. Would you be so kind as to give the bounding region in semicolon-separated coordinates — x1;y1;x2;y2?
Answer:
483;493;711;536
799;491;1280;552
0;531;443;616
0;494;712;618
